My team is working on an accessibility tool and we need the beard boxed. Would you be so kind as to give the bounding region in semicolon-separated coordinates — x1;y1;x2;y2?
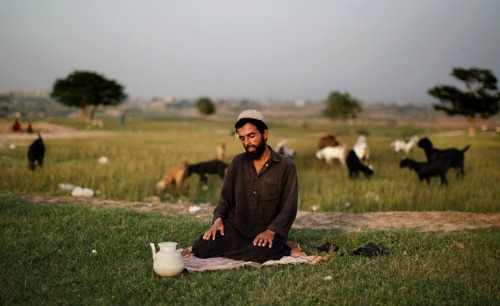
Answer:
245;139;267;160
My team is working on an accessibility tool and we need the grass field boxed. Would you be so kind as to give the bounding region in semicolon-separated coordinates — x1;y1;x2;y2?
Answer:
1;196;498;305
1;117;499;213
1;117;499;305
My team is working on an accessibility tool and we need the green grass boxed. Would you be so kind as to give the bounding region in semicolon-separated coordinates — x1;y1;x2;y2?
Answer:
1;117;498;213
0;195;498;305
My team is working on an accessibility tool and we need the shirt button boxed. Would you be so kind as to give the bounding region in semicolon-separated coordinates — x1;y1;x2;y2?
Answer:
265;164;269;167
253;191;256;194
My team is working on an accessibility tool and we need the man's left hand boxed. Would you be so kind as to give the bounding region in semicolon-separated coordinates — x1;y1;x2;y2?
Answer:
253;230;275;248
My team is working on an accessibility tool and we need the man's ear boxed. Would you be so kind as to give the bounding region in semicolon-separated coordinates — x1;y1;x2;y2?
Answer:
263;129;269;141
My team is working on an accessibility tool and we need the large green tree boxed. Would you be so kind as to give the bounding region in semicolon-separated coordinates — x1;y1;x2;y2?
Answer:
50;70;127;120
428;67;499;137
323;91;362;121
196;97;216;118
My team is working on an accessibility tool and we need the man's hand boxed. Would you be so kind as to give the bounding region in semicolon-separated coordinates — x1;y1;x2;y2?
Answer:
203;217;225;240
253;230;275;248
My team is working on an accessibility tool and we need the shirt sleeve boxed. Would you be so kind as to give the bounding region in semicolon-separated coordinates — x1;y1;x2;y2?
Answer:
267;161;298;238
212;158;236;223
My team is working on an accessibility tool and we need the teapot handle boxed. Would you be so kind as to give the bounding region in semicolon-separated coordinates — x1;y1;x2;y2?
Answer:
149;243;157;259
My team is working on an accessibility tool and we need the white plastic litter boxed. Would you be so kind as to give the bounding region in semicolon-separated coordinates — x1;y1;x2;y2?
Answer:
188;205;202;213
98;156;108;164
71;187;94;198
58;183;76;191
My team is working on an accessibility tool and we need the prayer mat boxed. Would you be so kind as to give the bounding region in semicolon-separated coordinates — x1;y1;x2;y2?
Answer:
179;241;327;272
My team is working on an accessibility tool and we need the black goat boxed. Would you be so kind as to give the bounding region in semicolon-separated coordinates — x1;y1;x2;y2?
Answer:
27;133;45;170
346;149;373;179
188;159;228;185
399;158;450;186
417;137;469;177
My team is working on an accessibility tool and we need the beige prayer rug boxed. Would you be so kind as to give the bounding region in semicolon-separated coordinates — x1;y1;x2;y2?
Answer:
179;241;327;272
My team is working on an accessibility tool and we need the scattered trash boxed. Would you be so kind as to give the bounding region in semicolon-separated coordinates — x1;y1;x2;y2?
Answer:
98;156;108;164
189;205;202;213
345;201;351;208
71;187;94;198
91;249;97;254
9;144;16;149
311;241;339;252
58;183;76;191
311;204;320;212
352;242;389;256
323;276;332;281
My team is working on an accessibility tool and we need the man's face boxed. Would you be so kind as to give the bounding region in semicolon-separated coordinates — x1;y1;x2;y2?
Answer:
237;122;268;160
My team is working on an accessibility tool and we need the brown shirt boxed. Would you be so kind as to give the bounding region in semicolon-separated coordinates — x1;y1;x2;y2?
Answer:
213;147;298;239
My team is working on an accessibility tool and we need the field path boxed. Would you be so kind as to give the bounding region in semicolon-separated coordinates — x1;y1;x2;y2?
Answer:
23;195;500;232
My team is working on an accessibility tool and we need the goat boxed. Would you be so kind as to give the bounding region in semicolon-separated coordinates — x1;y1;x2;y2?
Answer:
216;143;226;161
188;159;229;186
27;133;45;170
417;137;470;177
346;149;373;179
318;134;339;149
399;158;450;186
353;135;369;162
391;135;419;154
276;140;296;159
156;161;189;196
316;145;346;167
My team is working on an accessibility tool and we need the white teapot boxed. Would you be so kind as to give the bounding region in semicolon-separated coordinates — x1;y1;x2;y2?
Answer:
149;242;185;276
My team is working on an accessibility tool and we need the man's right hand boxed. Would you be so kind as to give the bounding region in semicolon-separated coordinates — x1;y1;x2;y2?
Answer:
202;217;225;240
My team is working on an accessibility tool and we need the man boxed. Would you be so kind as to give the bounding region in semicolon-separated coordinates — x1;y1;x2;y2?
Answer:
192;110;298;263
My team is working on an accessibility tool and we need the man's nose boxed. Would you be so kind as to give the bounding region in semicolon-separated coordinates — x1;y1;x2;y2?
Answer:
242;137;251;146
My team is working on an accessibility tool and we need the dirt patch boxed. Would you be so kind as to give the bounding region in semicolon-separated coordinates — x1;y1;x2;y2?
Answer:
0;121;114;141
22;195;500;232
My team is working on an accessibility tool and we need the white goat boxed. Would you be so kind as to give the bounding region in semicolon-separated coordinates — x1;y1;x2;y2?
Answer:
276;140;296;159
391;135;419;154
316;144;346;167
353;135;369;162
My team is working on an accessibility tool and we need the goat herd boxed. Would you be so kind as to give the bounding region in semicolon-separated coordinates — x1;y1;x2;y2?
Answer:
311;133;469;186
24;130;470;198
154;133;470;197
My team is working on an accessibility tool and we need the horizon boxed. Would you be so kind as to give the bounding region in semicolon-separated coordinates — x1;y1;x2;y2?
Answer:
1;1;500;103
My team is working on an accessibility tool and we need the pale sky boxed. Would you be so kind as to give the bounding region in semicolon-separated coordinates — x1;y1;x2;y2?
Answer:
1;0;499;103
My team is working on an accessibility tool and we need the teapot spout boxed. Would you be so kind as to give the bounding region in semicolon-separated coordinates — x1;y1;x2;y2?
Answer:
149;243;157;259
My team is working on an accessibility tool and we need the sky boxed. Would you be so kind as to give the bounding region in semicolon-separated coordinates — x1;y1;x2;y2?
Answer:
1;0;499;103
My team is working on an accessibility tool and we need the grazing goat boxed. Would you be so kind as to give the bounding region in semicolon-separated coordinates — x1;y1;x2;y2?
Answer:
399;158;450;186
346;149;373;179
417;137;470;177
188;159;229;186
276;140;296;159
353;135;370;162
391;135;419;154
316;145;346;167
156;161;189;196
216;143;226;161
27;133;45;170
318;134;339;149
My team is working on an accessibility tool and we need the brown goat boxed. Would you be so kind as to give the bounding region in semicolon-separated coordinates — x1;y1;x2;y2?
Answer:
156;161;189;196
216;143;226;161
318;134;339;149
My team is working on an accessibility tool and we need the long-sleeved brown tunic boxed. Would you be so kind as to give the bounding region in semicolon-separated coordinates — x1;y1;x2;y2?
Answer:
213;147;298;239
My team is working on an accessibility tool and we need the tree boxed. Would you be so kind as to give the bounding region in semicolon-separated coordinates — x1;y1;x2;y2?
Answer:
196;97;216;117
323;91;362;121
428;67;499;137
50;70;127;120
